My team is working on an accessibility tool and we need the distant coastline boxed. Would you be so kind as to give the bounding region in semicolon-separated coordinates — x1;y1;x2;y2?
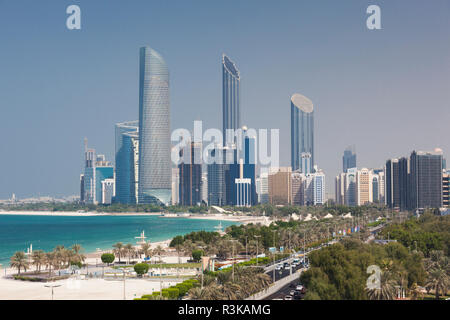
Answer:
0;210;271;225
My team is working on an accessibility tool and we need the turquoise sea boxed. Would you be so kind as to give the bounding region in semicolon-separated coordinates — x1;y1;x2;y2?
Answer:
0;214;237;264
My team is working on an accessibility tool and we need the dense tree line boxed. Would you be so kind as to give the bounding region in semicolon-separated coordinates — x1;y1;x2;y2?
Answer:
380;213;450;257
300;239;427;300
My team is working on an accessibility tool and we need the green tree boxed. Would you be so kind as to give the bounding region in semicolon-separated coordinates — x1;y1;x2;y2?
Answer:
101;253;115;265
134;263;150;277
112;242;124;263
31;250;46;273
192;249;204;263
10;251;30;275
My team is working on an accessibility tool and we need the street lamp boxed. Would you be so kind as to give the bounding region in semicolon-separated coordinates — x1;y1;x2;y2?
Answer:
245;236;248;261
229;239;239;283
272;230;277;283
120;269;128;300
254;235;261;266
44;283;61;300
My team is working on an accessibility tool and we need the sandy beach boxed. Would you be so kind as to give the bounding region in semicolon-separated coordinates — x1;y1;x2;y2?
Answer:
0;210;271;225
0;211;271;299
0;275;181;300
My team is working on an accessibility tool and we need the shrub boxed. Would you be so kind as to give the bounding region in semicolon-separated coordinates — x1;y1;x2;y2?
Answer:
70;261;83;268
161;289;170;298
134;263;150;277
176;283;188;296
167;287;180;299
191;249;204;262
101;253;115;265
183;281;193;290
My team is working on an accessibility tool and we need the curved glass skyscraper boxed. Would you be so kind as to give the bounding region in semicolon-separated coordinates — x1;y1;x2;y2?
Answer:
222;54;240;145
291;93;314;173
138;47;171;205
115;121;138;204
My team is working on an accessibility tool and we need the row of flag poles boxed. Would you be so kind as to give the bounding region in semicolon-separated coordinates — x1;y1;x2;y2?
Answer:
332;225;361;237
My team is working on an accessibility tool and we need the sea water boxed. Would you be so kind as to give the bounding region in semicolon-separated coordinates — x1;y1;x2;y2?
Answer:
0;214;236;264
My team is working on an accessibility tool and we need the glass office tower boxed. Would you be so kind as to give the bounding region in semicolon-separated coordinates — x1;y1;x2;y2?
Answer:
138;47;171;205
291;93;314;173
115;121;138;204
222;54;240;145
343;146;357;173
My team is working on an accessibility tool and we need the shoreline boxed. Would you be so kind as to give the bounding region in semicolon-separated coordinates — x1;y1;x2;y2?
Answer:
0;210;271;224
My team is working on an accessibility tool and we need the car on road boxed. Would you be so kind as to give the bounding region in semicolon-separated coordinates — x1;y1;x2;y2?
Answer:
283;262;290;268
275;264;283;271
289;290;296;296
296;285;306;294
293;291;302;299
284;295;293;300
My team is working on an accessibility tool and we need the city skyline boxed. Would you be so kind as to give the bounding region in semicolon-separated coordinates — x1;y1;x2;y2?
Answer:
1;1;449;198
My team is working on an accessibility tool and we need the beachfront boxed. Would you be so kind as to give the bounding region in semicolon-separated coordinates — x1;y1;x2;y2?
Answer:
0;241;192;300
0;210;271;224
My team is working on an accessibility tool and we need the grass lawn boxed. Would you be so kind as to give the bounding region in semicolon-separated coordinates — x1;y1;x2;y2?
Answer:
113;263;201;269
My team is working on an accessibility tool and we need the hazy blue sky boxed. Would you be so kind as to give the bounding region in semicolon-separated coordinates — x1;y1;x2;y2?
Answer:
0;0;449;199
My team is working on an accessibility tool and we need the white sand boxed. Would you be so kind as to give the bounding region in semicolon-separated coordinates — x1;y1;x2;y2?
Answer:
0;276;180;300
0;211;162;217
0;211;271;224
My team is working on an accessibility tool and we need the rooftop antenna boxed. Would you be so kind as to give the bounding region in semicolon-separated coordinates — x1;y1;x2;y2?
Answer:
84;137;88;153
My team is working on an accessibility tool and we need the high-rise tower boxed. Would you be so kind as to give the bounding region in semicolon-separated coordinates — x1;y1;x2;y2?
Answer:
343;146;357;173
222;54;241;145
291;94;314;172
138;47;171;205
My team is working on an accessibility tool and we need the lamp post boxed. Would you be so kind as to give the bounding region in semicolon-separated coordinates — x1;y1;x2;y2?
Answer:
303;229;306;265
159;253;162;298
254;235;261;266
230;239;239;283
245;236;248;261
44;283;61;300
272;230;276;283
121;269;128;300
198;246;205;289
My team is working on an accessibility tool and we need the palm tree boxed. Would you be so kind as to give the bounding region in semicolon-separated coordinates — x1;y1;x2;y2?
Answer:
64;249;76;267
71;244;86;263
140;242;151;260
222;282;242;299
153;245;165;257
31;250;46;273
425;268;449;300
112;242;124;263
182;240;195;260
366;270;398;300
125;243;134;264
45;251;57;276
188;287;208;300
53;246;66;270
424;250;449;300
409;283;425;300
10;251;30;275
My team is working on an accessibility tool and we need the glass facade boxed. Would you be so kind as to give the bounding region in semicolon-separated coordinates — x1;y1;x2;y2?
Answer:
207;145;226;206
343;146;357;173
115;121;138;204
138;47;171;205
291;94;314;173
222;54;240;145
